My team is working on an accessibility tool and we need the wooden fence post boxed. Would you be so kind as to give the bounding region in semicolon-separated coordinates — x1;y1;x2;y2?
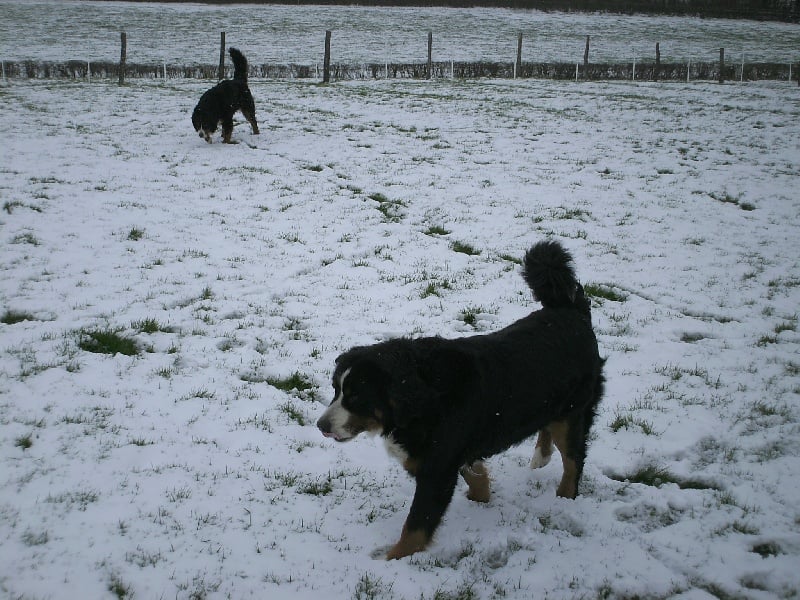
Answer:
583;35;590;80
427;31;433;79
218;32;226;80
655;42;660;81
719;47;725;83
118;32;127;85
323;30;331;83
516;33;523;79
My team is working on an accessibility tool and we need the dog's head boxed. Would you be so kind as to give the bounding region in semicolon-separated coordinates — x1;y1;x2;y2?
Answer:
316;352;390;442
317;340;457;443
191;107;214;143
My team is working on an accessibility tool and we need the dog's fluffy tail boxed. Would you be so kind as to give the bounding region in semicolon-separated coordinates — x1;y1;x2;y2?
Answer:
229;47;248;81
522;240;585;310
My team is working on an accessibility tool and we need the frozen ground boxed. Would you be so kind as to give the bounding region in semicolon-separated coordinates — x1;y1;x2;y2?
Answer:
1;76;799;599
1;0;799;65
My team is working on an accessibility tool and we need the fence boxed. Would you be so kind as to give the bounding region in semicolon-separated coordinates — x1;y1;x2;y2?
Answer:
1;30;798;84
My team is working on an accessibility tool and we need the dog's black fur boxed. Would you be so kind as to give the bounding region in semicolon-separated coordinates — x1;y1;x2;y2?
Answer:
191;48;259;143
317;240;605;559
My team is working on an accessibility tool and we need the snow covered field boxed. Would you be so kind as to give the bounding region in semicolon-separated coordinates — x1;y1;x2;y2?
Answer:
1;74;799;599
1;0;799;66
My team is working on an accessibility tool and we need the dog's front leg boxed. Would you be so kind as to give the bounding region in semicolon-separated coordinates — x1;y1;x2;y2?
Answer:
386;470;458;560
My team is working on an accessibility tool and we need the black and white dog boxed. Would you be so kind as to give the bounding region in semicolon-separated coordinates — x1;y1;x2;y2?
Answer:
191;47;259;144
317;240;605;559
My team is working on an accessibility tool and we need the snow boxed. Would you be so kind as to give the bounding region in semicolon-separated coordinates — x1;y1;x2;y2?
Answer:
2;0;799;65
1;72;799;599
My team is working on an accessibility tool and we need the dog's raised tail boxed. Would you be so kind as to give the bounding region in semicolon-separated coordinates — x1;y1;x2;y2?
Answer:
522;240;582;309
229;47;248;81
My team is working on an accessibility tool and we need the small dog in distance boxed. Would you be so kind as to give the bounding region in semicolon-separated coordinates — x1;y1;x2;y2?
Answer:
191;47;259;144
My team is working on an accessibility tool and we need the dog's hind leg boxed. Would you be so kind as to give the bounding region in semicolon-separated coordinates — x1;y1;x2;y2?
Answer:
530;429;554;469
242;109;259;135
459;461;491;503
548;419;585;499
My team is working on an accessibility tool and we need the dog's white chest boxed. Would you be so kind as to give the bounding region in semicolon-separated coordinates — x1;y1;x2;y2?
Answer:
383;436;409;465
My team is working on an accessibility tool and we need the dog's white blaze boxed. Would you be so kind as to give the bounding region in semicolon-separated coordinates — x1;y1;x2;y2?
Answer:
320;368;352;439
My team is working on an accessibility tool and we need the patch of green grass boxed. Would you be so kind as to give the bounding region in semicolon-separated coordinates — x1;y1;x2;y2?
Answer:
4;200;42;213
11;232;40;246
299;475;333;496
427;582;478;600
78;327;139;356
756;334;778;346
278;400;306;426
709;191;756;211
584;284;627;303
352;572;393;600
368;193;407;223
424;225;450;236
267;372;316;400
459;306;484;328
108;573;133;600
132;317;169;334
421;278;452;299
608;463;719;491
14;433;33;450
127;227;144;241
451;241;480;256
1;310;36;324
498;253;522;265
129;437;154;446
680;332;707;343
21;529;49;546
44;489;100;510
608;411;659;435
751;541;782;558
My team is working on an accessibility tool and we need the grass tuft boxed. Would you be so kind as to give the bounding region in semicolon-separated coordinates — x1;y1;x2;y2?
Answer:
608;463;719;490
127;227;145;241
267;372;315;397
584;284;627;303
1;310;36;324
459;306;484;328
751;541;782;558
78;327;139;356
451;241;480;256
424;225;450;236
15;433;33;450
132;317;169;334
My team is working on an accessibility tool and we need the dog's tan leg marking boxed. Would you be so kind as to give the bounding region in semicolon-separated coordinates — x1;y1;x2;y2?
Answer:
549;420;578;499
386;524;430;560
460;461;491;503
403;457;420;477
530;429;554;469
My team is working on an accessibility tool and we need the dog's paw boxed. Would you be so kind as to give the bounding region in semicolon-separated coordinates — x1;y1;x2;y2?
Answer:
530;447;552;469
369;545;394;560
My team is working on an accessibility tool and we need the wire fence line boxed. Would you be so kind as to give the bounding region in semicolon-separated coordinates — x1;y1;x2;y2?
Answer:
3;58;797;83
1;30;797;83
